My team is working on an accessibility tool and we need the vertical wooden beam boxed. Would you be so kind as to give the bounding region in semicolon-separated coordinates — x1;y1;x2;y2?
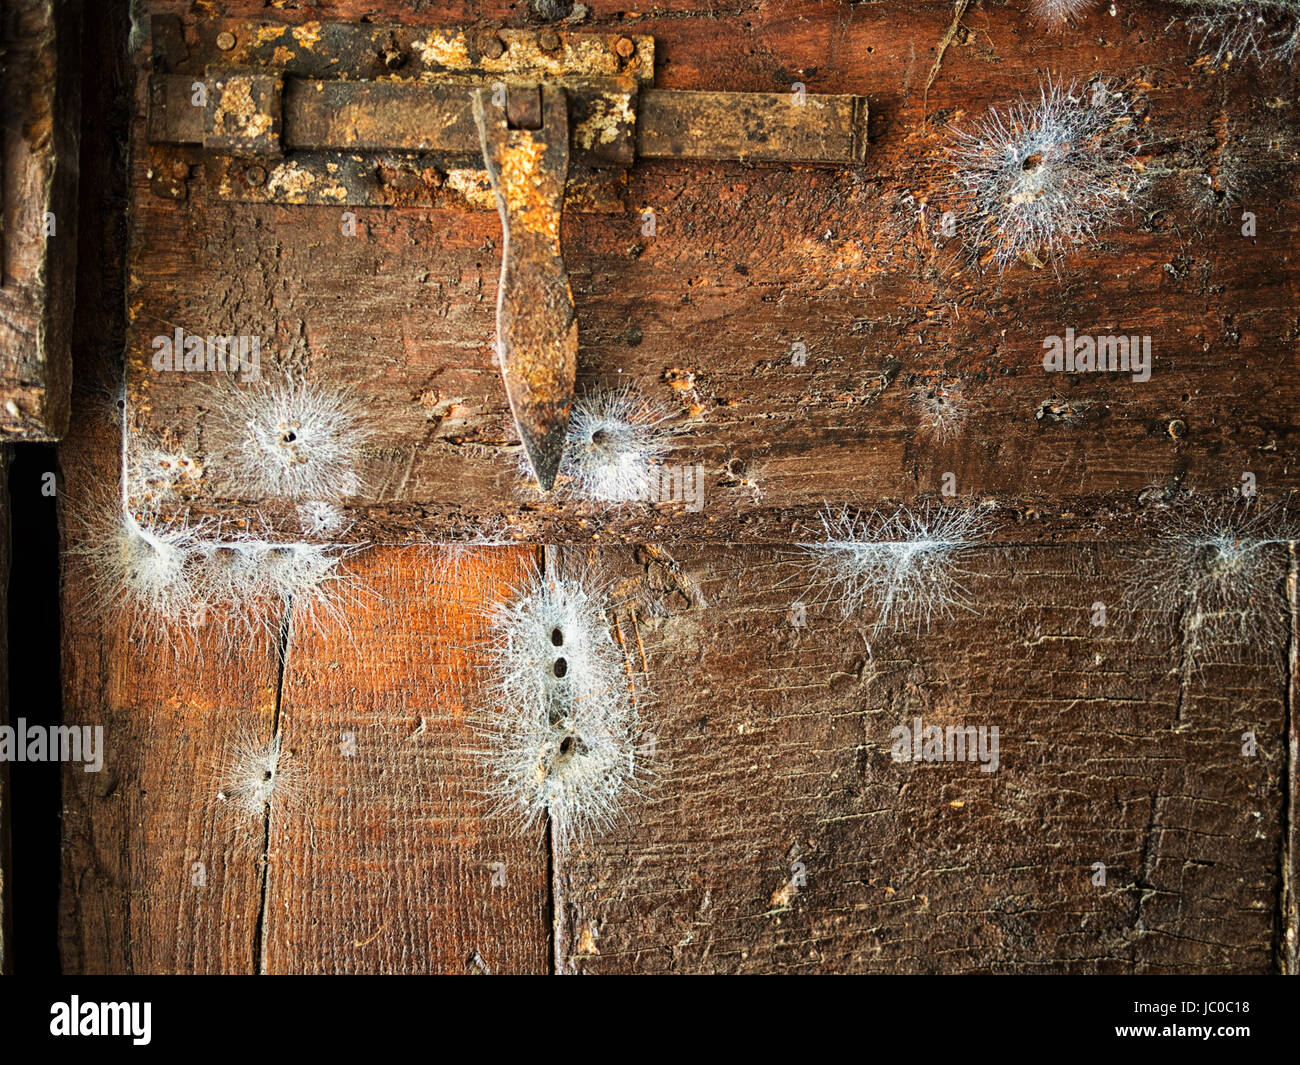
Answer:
0;0;80;439
0;444;11;974
1285;543;1298;974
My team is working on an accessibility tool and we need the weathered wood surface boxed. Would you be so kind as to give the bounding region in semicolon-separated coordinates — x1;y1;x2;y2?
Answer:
58;392;280;972
53;0;1297;975
0;0;80;439
56;527;1296;972
122;0;1298;543
555;543;1290;973
0;445;10;973
59;404;550;971
1287;543;1299;974
262;545;550;975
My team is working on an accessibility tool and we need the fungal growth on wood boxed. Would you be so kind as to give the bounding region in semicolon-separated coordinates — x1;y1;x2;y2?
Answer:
799;504;996;634
473;565;649;848
72;502;208;636
946;80;1142;272
70;391;361;650
1028;0;1101;24
1124;497;1295;673
204;376;371;502
912;379;970;443
520;385;676;504
1027;1;1300;62
75;504;357;648
1169;1;1300;64
214;729;298;818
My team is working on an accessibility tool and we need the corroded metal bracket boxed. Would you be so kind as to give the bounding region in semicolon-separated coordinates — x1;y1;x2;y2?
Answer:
473;84;577;491
146;19;652;210
144;17;870;488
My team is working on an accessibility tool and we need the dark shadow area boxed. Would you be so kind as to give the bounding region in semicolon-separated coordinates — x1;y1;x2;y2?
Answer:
6;444;63;974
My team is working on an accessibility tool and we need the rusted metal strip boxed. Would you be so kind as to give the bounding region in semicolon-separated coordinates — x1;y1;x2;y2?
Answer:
636;88;869;165
164;22;654;85
282;77;638;167
149;74;864;169
474;85;578;491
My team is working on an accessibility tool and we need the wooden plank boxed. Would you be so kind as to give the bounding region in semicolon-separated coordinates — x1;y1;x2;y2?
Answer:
261;545;552;974
1287;542;1299;975
553;544;1287;973
121;0;1299;543
58;412;284;973
0;0;80;439
52;0;1292;977
59;389;551;971
0;444;10;973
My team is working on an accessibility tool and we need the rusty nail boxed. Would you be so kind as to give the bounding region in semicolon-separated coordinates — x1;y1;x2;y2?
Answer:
538;29;561;52
216;31;236;51
1167;419;1187;439
170;160;189;180
245;164;267;187
615;36;635;59
482;35;505;59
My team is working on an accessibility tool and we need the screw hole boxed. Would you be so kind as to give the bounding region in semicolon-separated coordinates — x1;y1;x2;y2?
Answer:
559;735;574;755
550;627;563;646
553;657;568;678
1022;153;1043;171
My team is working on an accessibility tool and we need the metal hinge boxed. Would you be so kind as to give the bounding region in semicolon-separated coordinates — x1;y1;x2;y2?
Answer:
146;17;870;488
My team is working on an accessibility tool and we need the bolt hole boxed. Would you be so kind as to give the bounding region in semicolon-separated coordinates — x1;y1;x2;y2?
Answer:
550;627;563;646
280;430;297;444
1022;153;1043;171
263;770;273;781
553;657;568;678
559;736;574;756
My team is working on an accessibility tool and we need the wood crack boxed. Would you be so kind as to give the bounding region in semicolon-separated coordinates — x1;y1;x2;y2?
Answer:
251;604;293;975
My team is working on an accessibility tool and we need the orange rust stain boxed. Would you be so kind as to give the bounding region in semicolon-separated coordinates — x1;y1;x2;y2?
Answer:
499;138;559;239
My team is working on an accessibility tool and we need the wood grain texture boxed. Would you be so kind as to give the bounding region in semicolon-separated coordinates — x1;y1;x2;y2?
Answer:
262;544;551;974
122;0;1299;543
52;0;1297;976
59;405;551;972
1286;541;1299;974
58;399;282;973
0;0;80;439
554;543;1289;973
0;445;10;973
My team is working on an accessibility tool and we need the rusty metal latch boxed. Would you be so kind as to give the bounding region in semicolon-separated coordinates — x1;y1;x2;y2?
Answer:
146;19;870;488
472;84;577;491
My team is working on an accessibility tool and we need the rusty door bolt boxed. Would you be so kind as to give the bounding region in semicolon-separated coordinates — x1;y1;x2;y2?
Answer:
1167;419;1187;439
244;164;268;187
538;29;561;52
482;35;506;59
216;31;236;51
615;36;635;59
